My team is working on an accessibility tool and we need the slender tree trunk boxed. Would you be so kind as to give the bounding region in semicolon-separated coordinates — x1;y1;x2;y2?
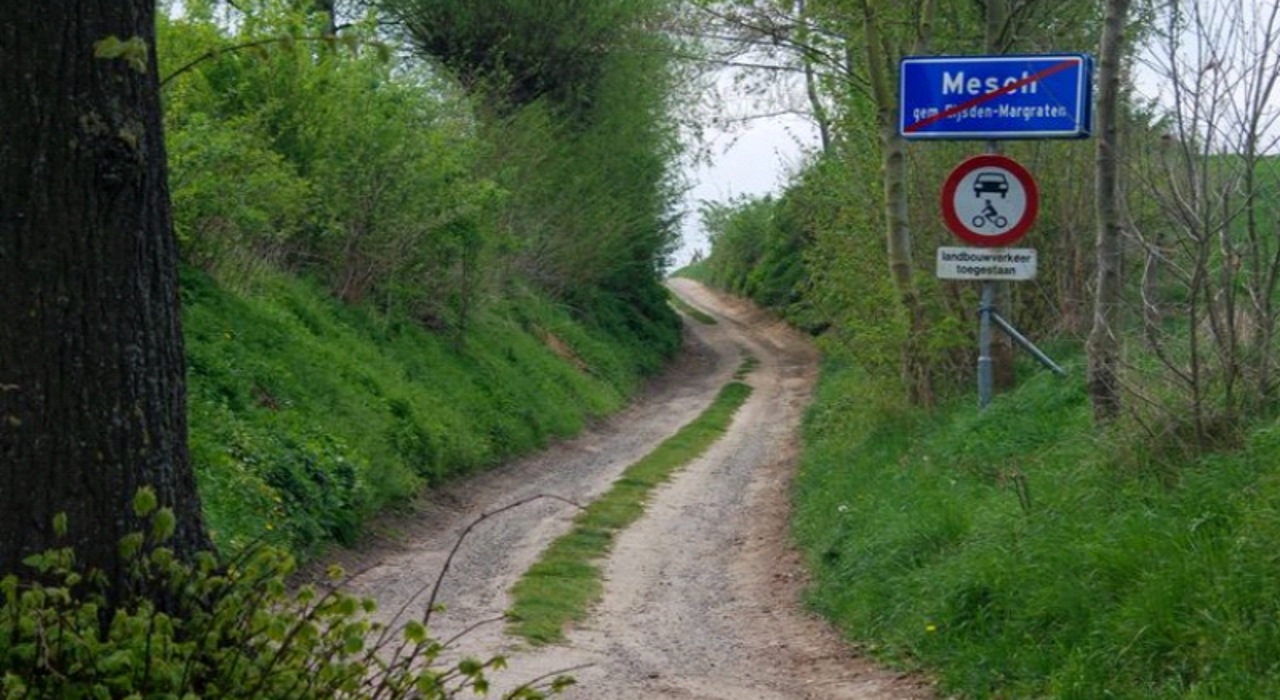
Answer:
915;0;936;51
316;0;339;36
1087;0;1132;422
803;53;833;154
795;0;834;154
860;0;933;406
0;0;210;591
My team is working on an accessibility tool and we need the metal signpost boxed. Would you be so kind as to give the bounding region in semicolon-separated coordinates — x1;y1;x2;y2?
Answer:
900;54;1088;407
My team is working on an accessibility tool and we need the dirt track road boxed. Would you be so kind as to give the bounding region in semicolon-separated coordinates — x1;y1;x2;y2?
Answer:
320;279;935;699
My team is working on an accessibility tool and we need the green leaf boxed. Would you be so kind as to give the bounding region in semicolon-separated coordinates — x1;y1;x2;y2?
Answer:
118;532;144;559
150;507;176;542
403;620;426;644
295;585;316;605
133;486;157;517
92;35;126;58
98;649;134;674
20;553;49;573
93;35;148;74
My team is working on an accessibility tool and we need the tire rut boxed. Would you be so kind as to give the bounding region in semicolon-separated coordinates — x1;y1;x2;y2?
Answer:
313;280;937;700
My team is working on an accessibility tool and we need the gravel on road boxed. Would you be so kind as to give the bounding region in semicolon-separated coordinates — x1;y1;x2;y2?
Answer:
316;279;937;700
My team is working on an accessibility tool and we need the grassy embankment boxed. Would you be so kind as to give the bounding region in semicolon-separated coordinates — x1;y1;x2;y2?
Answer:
182;266;674;556
795;354;1280;699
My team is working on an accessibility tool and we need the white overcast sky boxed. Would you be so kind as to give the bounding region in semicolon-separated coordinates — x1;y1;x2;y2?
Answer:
674;113;819;267
673;60;821;269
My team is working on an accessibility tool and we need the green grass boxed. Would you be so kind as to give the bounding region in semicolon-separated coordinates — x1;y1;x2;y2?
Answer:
667;290;717;325
506;363;755;644
181;266;662;556
794;356;1280;699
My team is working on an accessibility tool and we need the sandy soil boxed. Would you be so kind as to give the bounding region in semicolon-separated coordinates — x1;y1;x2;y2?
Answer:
316;279;937;699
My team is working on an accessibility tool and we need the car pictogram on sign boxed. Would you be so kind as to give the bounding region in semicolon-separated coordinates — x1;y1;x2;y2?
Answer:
973;172;1009;198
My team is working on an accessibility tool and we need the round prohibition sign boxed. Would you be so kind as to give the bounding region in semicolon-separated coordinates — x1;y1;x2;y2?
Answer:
941;154;1039;247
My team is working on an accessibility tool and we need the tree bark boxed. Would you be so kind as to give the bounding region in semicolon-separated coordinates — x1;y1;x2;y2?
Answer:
1087;0;1132;422
0;0;210;592
859;0;934;406
316;0;339;36
795;0;834;154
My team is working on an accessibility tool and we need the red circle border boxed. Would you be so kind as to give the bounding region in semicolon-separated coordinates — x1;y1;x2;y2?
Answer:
940;154;1039;247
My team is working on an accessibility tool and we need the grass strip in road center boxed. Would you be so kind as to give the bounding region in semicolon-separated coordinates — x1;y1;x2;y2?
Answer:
506;358;757;645
667;291;718;325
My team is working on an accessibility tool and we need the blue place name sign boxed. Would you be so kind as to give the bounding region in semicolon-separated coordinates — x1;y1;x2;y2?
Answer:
899;54;1093;140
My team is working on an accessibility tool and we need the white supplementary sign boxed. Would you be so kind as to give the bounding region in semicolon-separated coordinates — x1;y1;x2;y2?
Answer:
937;247;1037;281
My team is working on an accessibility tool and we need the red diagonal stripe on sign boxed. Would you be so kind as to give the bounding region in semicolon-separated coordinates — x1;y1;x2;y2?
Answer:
904;58;1079;133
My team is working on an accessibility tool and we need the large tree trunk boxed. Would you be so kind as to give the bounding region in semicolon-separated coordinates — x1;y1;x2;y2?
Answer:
0;0;210;593
1087;0;1132;422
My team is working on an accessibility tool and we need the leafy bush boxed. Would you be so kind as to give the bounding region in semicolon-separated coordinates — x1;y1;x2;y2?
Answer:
161;7;501;328
167;112;311;289
0;489;572;699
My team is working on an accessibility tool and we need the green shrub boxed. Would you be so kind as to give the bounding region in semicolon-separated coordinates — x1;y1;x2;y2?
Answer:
0;489;573;699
